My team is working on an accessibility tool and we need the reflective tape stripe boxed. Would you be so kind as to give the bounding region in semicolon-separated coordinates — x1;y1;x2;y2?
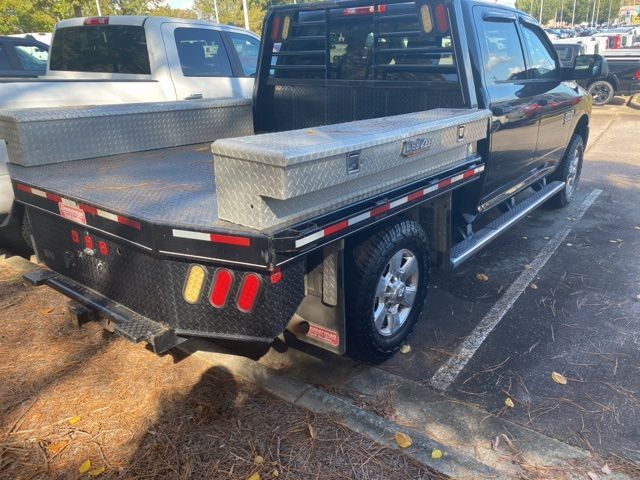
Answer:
293;165;484;249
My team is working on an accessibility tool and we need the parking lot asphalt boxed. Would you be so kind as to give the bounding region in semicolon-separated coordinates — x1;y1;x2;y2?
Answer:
261;103;640;465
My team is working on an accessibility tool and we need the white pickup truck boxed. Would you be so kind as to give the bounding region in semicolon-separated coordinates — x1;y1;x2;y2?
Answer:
0;15;260;249
0;16;260;110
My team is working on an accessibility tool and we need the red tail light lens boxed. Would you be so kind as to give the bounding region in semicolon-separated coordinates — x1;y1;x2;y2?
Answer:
634;69;640;81
84;235;94;249
237;273;262;313
71;229;80;244
271;16;282;42
210;269;234;308
435;3;449;33
98;241;109;256
83;17;109;25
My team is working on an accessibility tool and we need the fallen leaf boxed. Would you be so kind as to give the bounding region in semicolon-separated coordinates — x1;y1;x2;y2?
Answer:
601;464;611;475
68;415;81;425
400;344;411;354
247;473;261;480
529;283;538;290
587;472;600;480
566;243;573;247
544;236;550;240
395;431;412;448
47;440;69;456
491;435;500;450
308;424;316;439
504;397;515;408
39;308;54;316
551;371;568;385
79;460;91;474
272;470;279;478
431;449;443;459
255;455;264;465
522;236;528;240
476;273;489;282
88;467;106;477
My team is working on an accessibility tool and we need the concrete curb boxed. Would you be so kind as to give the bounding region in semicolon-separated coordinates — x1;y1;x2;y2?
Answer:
184;340;500;479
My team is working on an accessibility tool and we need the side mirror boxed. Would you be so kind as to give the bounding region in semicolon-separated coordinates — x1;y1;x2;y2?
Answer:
562;54;609;80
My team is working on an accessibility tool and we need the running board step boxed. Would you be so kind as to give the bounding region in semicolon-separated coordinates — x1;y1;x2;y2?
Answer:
450;181;565;269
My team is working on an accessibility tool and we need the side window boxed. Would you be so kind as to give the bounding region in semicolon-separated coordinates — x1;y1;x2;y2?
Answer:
481;20;527;85
521;24;558;79
174;28;233;77
14;44;48;71
228;33;260;77
0;45;11;70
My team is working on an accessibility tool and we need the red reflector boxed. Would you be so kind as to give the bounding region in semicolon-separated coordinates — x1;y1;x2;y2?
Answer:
98;241;108;256
324;220;348;237
408;190;424;202
84;235;94;249
378;4;388;13
79;204;98;215
237;273;262;313
634;69;640;81
438;177;452;189
71;230;80;244
271;15;281;42
83;16;109;25
344;6;374;15
270;267;282;284
372;203;390;216
435;4;449;33
210;234;251;247
210;269;234;308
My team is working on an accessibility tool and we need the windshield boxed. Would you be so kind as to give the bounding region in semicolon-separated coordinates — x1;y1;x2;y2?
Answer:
50;25;150;74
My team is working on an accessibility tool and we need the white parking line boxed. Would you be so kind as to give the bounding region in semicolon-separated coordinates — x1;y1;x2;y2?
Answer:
429;189;603;391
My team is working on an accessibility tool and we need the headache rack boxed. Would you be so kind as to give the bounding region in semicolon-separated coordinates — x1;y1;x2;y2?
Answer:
254;0;471;132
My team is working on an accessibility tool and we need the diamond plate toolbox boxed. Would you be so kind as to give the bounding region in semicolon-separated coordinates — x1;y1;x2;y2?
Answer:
0;98;253;167
213;108;491;230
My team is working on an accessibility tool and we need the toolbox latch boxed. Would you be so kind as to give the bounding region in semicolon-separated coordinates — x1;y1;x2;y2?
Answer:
346;151;361;174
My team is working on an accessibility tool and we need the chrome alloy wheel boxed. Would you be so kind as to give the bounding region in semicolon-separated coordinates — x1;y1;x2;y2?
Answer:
373;248;419;337
565;143;582;198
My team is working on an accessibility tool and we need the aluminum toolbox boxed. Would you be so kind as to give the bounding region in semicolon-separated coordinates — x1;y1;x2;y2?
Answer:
212;108;491;230
0;98;253;167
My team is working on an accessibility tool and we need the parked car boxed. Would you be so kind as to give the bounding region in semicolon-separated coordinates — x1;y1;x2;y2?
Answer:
0;16;261;251
0;16;260;110
0;36;48;79
554;42;639;105
5;0;606;361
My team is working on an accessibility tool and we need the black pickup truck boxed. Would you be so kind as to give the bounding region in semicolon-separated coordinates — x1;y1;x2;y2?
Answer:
6;0;607;362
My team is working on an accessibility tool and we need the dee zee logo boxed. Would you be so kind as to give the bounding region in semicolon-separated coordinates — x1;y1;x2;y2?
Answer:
402;137;433;157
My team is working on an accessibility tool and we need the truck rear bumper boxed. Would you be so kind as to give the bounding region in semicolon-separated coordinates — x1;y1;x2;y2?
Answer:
26;207;306;347
24;266;187;354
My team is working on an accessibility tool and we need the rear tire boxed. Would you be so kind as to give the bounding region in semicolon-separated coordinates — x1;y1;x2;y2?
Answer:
345;219;430;363
546;134;584;209
588;80;615;106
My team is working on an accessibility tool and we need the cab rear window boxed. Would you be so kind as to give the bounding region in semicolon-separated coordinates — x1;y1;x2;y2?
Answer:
50;25;150;74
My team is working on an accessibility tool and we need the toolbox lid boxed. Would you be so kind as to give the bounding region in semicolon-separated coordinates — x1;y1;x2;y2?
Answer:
211;108;491;167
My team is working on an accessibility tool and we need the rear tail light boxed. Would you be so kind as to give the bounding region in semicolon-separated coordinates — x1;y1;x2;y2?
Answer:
282;15;291;40
210;269;234;308
634;69;640;81
271;15;282;42
183;265;207;304
71;229;80;244
98;241;109;256
420;5;434;33
237;273;262;313
434;3;449;33
84;235;94;250
83;17;109;25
